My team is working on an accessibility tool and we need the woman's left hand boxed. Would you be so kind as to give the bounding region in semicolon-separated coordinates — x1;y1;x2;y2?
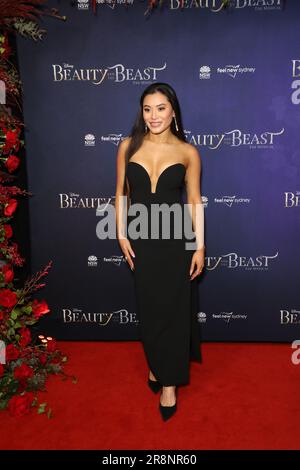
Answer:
189;248;205;280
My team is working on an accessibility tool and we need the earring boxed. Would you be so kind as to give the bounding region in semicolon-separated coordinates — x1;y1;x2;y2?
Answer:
145;123;147;133
173;115;179;132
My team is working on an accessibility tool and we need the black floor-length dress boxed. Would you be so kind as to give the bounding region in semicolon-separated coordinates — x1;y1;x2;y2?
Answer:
126;159;202;386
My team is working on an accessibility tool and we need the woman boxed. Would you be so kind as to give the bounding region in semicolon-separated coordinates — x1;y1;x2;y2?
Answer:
115;82;205;421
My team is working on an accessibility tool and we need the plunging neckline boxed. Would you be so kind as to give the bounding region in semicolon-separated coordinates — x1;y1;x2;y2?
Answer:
128;161;186;194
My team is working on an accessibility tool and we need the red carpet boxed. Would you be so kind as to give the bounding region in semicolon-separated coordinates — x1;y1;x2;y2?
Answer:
0;342;299;450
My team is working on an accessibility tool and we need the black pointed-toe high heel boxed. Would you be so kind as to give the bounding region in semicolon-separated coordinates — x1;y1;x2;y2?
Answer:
148;377;162;394
159;390;177;421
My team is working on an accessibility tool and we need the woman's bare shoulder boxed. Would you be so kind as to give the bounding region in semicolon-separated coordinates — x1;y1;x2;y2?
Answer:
179;142;201;171
183;142;200;158
119;135;132;149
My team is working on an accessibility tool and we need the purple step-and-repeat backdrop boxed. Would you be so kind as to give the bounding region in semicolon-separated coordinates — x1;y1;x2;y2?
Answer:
16;0;300;341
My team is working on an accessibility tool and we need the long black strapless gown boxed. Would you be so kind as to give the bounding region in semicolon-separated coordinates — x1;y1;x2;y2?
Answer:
126;160;202;386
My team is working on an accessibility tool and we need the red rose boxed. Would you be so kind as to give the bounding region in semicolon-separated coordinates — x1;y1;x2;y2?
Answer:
19;327;31;348
0;288;17;308
47;339;57;352
32;299;50;319
4;199;18;217
8;392;34;417
39;353;47;365
6;344;20;361
4;224;13;238
0;364;4;377
14;363;34;381
2;264;14;283
5;155;20;173
0;311;4;321
5;129;18;148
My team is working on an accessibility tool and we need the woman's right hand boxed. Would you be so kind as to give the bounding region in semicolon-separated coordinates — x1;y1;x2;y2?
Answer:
119;237;135;271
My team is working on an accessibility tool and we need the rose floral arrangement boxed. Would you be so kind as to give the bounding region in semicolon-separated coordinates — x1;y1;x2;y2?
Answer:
0;254;75;418
0;5;74;418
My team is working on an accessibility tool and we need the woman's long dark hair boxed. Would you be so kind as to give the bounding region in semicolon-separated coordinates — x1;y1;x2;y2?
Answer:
123;82;187;195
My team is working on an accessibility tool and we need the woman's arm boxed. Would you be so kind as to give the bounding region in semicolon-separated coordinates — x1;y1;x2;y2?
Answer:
115;137;135;270
185;144;205;252
115;137;130;240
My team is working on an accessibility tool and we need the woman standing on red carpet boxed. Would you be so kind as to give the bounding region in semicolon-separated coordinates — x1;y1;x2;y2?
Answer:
115;82;205;421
